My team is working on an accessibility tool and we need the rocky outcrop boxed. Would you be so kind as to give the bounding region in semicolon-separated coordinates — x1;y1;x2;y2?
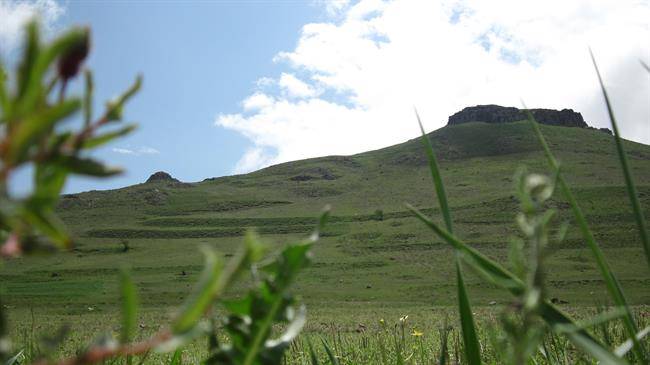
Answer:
448;105;588;128
146;171;179;184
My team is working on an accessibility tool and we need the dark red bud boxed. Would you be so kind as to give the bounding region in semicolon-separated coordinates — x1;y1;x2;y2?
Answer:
57;28;90;80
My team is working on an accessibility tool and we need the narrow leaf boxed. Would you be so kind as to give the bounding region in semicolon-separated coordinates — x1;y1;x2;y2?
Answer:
525;106;645;362
105;75;142;121
81;125;136;149
119;268;138;344
172;248;224;334
456;262;482;365
590;50;650;269
415;110;482;364
307;338;320;365
321;338;339;365
169;348;183;365
563;330;629;365
84;69;94;126
63;156;123;177
407;204;525;293
8;99;81;163
615;326;650;357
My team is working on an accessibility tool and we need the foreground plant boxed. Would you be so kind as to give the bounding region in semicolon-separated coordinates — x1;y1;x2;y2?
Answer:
408;56;649;363
0;19;139;363
0;21;327;365
0;21;140;256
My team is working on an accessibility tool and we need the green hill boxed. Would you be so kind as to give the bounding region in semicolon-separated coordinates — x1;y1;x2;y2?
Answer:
3;120;650;322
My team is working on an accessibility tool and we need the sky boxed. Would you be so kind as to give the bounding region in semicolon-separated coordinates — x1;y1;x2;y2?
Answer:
1;0;649;194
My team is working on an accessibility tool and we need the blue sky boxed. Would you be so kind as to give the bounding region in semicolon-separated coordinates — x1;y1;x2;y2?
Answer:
64;1;327;192
5;1;326;193
2;1;649;194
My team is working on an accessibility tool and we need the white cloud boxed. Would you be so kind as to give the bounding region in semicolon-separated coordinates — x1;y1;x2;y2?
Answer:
243;93;275;111
112;146;160;156
112;148;136;155
278;73;319;98
314;0;351;16
217;0;650;173
232;147;278;174
0;0;64;56
138;146;160;155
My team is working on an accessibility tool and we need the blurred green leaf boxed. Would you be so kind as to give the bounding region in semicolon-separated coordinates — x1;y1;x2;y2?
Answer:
4;350;24;365
0;64;8;120
172;248;224;334
120;268;138;344
15;21;40;107
8;98;81;164
81;125;137;149
84;69;94;126
17;26;88;119
562;329;629;365
105;75;142;122
525;107;645;362
61;156;123;177
615;326;650;358
169;348;183;365
20;206;70;249
408;202;621;362
207;232;315;365
33;163;67;205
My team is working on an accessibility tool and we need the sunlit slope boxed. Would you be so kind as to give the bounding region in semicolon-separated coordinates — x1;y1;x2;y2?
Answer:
3;121;650;315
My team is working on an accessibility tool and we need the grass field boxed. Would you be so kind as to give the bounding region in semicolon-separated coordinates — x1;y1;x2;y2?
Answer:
2;121;649;361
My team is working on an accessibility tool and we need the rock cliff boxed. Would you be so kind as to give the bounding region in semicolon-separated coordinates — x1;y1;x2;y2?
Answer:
448;105;588;128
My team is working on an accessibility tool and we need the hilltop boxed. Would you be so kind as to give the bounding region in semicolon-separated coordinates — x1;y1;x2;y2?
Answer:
3;107;650;320
448;104;612;134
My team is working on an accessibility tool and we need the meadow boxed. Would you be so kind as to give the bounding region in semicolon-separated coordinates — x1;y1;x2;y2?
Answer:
1;21;649;363
2;121;650;363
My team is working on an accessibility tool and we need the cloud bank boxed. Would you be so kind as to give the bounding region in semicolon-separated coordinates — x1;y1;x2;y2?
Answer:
0;0;64;56
217;0;650;174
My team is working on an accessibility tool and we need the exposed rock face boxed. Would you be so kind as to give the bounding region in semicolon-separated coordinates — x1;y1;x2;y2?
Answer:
146;171;179;184
448;105;588;128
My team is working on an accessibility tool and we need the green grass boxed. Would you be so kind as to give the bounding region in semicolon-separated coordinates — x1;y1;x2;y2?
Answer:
2;121;650;361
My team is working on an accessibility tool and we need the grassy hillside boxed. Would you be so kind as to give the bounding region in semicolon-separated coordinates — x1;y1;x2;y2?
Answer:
2;121;650;327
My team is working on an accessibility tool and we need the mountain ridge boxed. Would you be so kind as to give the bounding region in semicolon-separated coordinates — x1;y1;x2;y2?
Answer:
8;116;649;317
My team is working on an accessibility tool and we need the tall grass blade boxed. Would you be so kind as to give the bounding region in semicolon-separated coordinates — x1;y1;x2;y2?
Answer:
5;350;24;365
407;204;524;292
524;107;646;362
438;321;449;365
590;50;650;268
408;204;623;361
415;110;452;231
415;110;482;365
562;329;629;365
615;326;650;357
307;338;320;365
119;268;138;365
169;348;182;365
455;263;482;364
321;338;339;365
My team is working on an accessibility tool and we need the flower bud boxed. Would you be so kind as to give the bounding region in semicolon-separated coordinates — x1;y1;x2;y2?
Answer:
58;28;90;80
